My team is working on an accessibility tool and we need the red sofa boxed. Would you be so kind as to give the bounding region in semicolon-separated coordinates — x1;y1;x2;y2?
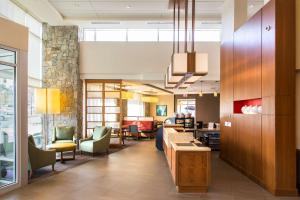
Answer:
123;117;154;132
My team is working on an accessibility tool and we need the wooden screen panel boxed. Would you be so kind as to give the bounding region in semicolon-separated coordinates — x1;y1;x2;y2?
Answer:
233;11;262;101
85;80;122;138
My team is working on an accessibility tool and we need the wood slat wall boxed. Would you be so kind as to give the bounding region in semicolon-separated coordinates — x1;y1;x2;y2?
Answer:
220;0;297;196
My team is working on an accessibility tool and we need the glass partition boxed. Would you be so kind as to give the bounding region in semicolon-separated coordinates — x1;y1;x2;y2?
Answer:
0;48;16;188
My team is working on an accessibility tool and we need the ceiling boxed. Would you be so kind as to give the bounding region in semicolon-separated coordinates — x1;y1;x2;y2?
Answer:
45;0;264;28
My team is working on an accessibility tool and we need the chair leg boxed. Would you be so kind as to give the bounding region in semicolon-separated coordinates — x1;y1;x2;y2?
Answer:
106;149;109;155
29;169;33;178
52;164;55;171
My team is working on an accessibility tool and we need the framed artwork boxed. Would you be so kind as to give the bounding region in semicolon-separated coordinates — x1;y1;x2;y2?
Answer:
156;105;167;116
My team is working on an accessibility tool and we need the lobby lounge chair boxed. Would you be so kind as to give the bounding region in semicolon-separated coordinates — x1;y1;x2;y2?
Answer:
28;135;56;172
52;126;75;144
80;126;111;155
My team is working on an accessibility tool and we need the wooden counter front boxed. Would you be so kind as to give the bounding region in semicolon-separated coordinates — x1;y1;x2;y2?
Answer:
163;128;211;193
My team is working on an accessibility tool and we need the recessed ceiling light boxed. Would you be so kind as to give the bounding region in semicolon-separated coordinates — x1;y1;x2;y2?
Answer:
249;4;254;9
126;5;132;9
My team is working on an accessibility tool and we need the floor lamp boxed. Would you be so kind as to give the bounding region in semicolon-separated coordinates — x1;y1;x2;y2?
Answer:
35;88;60;148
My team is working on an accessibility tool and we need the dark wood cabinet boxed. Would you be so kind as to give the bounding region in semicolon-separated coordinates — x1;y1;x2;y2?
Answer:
220;0;296;195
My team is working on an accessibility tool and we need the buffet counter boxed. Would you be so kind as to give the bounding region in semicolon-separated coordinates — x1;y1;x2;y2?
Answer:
163;128;211;193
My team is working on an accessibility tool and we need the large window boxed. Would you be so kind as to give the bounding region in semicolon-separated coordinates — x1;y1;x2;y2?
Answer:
127;100;145;117
81;28;221;42
177;99;196;118
0;47;16;188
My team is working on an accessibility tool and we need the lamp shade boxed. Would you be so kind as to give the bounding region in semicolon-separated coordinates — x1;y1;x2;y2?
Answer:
141;96;158;103
47;88;60;114
121;91;134;100
35;88;47;114
172;53;188;74
195;53;208;75
165;74;176;89
167;64;183;84
35;88;61;114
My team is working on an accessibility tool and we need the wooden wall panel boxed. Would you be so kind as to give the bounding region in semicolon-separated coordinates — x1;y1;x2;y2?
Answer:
275;116;296;194
262;115;276;191
275;0;295;96
220;0;297;195
262;0;276;97
234;114;262;181
233;11;262;101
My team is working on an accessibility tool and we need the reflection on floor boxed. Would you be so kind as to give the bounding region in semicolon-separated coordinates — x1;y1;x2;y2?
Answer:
2;140;300;200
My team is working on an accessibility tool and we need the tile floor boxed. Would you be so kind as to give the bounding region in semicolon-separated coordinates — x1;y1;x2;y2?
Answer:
1;140;300;200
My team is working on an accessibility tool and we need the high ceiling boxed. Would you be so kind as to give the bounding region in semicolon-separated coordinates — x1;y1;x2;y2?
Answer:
48;0;223;19
46;0;264;28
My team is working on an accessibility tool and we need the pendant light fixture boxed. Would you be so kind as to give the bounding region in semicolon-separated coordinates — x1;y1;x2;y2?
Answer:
165;0;208;89
165;0;184;88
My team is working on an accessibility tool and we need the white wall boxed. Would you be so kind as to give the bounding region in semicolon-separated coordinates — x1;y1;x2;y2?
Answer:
79;42;220;81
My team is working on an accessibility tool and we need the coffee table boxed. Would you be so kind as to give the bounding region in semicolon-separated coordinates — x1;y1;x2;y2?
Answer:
47;143;77;163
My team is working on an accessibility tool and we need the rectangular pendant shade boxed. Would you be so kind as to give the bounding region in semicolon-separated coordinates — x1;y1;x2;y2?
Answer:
35;88;61;114
179;82;191;89
172;53;188;74
167;64;183;84
195;53;208;75
165;74;177;89
185;75;202;83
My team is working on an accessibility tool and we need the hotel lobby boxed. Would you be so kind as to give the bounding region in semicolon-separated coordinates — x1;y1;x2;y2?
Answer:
0;0;300;199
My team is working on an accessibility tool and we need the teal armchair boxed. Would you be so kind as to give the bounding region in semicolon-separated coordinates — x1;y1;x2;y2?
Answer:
80;127;111;154
52;126;75;144
28;135;56;171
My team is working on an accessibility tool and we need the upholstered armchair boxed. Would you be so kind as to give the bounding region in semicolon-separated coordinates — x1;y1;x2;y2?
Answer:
28;135;56;171
80;127;111;154
52;126;75;144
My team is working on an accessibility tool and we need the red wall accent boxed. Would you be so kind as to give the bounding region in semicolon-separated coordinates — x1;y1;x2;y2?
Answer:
233;98;262;114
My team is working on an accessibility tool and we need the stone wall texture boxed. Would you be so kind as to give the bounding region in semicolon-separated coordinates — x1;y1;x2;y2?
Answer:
42;24;82;137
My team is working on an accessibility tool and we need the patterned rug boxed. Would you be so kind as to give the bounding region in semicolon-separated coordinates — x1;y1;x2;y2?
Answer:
29;139;139;183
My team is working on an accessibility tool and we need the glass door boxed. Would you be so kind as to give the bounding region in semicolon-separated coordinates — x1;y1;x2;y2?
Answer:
0;48;16;187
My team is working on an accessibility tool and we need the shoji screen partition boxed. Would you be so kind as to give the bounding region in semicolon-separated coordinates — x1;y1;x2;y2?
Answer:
85;80;122;138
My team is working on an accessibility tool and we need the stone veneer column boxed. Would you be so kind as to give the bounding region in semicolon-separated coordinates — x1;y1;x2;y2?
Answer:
42;24;82;138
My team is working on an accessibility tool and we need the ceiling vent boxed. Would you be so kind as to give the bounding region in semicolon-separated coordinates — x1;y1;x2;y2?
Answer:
201;21;222;25
147;21;173;25
91;21;121;25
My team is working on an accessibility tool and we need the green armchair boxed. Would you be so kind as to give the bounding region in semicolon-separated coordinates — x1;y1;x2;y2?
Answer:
52;126;75;144
28;135;56;172
80;127;111;154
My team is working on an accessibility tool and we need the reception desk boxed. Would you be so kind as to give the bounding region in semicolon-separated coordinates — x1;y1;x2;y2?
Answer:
163;128;211;193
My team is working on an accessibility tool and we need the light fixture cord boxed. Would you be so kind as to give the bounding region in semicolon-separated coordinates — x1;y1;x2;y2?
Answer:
177;0;180;53
191;0;195;52
173;0;176;55
185;0;188;53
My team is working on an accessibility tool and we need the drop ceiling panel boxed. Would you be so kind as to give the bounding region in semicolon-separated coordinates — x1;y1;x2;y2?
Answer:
49;0;224;19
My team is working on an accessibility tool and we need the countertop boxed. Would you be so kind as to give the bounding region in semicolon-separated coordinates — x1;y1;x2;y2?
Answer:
171;141;211;152
164;128;211;152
